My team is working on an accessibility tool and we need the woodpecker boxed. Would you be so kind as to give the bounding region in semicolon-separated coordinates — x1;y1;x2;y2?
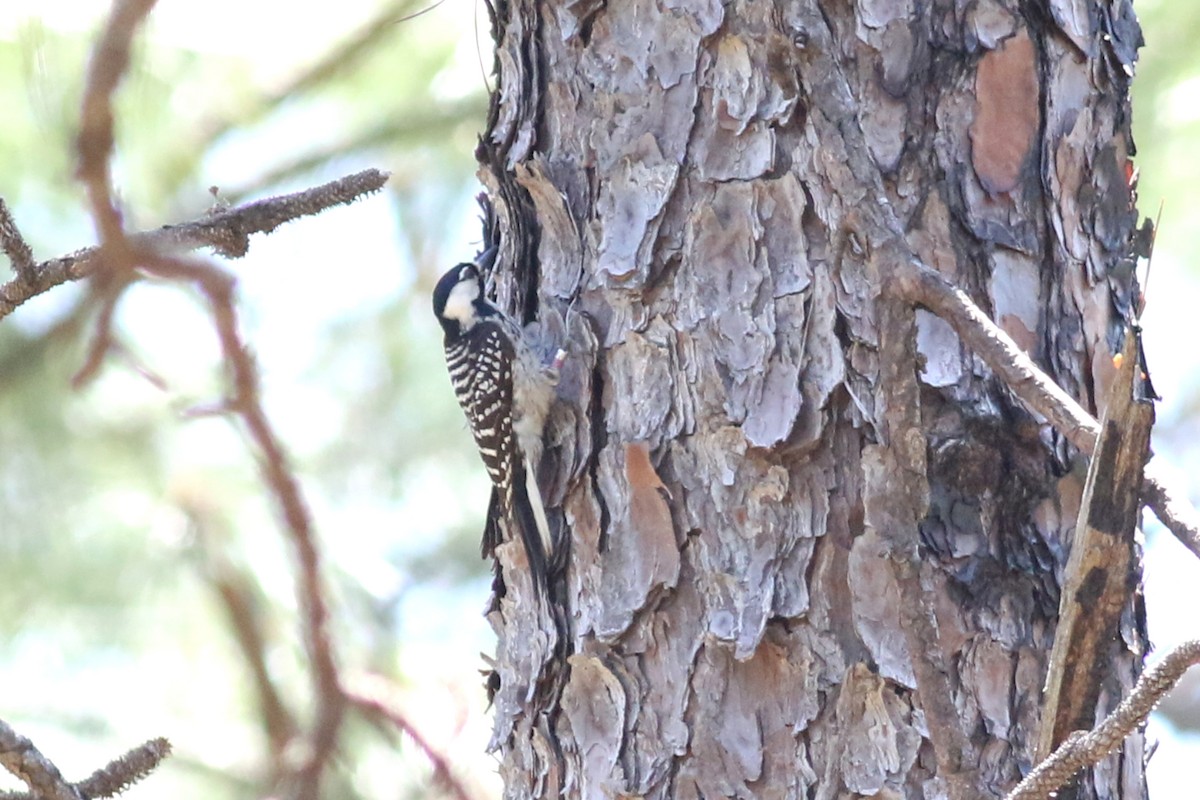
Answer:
432;253;557;596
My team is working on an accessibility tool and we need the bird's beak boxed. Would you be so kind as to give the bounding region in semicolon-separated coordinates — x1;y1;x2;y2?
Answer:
476;243;499;273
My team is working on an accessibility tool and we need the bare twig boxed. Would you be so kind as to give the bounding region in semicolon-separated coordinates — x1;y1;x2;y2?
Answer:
0;169;390;321
0;719;80;800
345;674;479;800
1004;640;1200;800
893;261;1200;560
894;265;1098;452
0;199;35;279
0;728;171;800
109;338;170;390
1140;466;1200;556
75;738;172;799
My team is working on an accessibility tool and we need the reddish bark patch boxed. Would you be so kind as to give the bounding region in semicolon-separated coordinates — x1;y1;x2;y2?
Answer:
625;441;675;548
970;31;1039;195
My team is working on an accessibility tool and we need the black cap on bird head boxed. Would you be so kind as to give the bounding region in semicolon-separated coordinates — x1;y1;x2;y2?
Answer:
433;245;501;338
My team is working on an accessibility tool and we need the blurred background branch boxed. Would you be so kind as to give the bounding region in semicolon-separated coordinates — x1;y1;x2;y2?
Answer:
1;1;495;798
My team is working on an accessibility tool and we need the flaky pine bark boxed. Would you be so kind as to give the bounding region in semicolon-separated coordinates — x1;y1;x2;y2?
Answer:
476;1;1147;799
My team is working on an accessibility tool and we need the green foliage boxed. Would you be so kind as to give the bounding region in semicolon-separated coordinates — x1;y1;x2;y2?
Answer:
1132;0;1200;261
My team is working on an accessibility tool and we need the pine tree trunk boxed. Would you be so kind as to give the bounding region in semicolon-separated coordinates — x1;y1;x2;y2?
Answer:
476;1;1148;799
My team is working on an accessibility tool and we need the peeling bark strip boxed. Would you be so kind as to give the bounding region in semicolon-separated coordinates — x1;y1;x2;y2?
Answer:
478;0;1148;799
1037;326;1154;763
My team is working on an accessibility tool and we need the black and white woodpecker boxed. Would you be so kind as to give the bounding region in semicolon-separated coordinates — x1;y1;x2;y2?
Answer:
432;251;558;596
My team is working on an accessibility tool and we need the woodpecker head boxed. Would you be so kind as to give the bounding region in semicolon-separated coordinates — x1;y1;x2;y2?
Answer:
433;262;480;334
433;246;500;338
433;267;488;340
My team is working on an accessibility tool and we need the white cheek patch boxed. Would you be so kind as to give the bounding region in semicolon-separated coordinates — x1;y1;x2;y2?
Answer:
442;278;480;325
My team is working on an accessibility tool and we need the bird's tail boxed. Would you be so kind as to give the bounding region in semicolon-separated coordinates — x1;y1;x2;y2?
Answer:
512;461;553;599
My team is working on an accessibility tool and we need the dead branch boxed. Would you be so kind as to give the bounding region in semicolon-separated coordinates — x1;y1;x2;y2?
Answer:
0;168;389;321
0;719;79;800
0;199;35;280
1036;327;1154;761
1139;465;1200;557
344;674;480;800
894;264;1097;449
0;720;169;800
892;261;1200;560
1004;640;1200;800
73;738;172;800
